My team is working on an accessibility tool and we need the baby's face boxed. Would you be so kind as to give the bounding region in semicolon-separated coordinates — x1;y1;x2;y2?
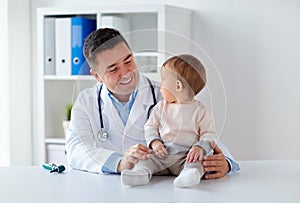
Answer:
160;66;179;103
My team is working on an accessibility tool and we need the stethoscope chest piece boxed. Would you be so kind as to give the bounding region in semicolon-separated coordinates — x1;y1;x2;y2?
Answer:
97;130;108;142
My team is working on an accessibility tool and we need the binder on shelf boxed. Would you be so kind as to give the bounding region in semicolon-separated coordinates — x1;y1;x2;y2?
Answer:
71;17;96;75
100;15;130;47
100;15;130;33
44;17;56;75
55;17;71;76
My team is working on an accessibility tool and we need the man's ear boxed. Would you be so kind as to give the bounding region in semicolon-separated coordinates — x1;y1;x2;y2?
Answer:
90;69;103;83
176;80;183;92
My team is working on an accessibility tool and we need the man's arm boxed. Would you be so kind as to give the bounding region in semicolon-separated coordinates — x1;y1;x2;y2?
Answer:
202;141;240;179
65;92;116;174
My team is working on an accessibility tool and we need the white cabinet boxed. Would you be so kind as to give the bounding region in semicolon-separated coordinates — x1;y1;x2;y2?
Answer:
45;142;68;166
34;5;191;164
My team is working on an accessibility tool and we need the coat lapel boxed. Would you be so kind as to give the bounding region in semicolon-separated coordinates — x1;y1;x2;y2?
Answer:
124;75;155;132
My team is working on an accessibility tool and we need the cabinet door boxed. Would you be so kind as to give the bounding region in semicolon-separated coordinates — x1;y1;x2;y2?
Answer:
46;143;68;166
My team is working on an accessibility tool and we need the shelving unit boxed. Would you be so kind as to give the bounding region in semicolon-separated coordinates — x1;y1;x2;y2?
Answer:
34;5;192;165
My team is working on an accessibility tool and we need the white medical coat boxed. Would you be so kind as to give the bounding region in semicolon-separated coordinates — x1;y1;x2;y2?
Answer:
66;74;162;173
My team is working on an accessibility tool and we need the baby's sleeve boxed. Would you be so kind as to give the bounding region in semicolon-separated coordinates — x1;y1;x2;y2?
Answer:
144;102;163;148
194;106;218;155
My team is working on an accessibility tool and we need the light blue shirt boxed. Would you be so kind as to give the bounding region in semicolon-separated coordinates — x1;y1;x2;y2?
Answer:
107;89;138;125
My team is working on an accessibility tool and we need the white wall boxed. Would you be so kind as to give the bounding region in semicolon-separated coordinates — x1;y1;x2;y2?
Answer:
190;0;300;160
30;0;300;161
0;0;32;166
9;0;32;165
0;0;10;166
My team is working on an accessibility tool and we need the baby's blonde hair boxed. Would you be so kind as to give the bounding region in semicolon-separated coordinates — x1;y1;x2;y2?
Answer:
162;54;206;95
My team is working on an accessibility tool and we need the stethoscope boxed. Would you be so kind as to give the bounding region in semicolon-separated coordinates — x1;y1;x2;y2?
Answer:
97;78;157;142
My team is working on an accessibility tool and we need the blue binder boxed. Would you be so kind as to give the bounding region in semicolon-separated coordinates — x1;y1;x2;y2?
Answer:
71;17;96;75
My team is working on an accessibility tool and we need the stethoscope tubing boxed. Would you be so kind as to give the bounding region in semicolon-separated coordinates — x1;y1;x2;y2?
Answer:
97;78;156;142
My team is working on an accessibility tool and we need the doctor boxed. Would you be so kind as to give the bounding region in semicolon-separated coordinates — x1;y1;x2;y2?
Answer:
66;28;239;179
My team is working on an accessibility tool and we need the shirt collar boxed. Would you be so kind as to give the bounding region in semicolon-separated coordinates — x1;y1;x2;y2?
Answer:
107;84;139;110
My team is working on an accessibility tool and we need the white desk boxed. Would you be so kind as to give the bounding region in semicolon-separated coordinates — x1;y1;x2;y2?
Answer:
1;160;299;203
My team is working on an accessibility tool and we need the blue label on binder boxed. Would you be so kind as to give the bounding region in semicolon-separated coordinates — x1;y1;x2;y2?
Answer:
71;17;96;75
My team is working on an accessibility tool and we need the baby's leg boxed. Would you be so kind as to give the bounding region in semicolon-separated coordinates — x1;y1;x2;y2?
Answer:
121;167;151;187
173;162;204;188
121;155;161;186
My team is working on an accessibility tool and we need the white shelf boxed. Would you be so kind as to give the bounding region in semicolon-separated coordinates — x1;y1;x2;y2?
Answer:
45;138;65;144
34;4;191;165
44;75;95;81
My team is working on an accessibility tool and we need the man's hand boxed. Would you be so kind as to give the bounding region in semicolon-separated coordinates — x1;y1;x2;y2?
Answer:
151;140;168;159
202;140;230;179
186;146;204;163
117;144;151;173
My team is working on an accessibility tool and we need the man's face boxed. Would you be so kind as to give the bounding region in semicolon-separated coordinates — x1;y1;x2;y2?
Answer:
92;42;139;101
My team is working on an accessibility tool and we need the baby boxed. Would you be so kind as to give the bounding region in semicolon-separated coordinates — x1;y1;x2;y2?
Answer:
121;54;218;187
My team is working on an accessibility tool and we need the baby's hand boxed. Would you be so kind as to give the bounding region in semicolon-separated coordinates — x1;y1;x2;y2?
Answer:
187;146;204;163
151;140;168;159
